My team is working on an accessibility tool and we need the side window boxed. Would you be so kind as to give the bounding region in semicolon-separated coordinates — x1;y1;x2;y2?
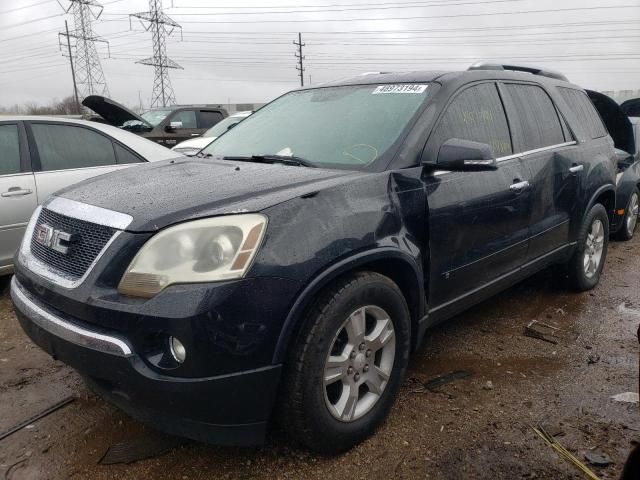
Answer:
0;124;21;175
198;111;224;129
170;110;197;129
31;124;116;171
502;84;565;151
428;83;512;158
114;143;144;164
558;88;608;140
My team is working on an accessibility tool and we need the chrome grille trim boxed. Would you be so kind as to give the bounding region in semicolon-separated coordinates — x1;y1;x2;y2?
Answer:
45;196;133;230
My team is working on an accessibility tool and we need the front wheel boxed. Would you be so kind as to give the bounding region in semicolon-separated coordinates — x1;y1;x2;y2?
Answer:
566;203;609;291
614;188;639;241
281;272;410;454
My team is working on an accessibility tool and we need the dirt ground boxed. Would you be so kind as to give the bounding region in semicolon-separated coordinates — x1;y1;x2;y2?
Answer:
0;236;639;480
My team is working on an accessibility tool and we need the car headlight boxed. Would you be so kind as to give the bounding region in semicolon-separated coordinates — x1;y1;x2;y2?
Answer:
118;214;267;298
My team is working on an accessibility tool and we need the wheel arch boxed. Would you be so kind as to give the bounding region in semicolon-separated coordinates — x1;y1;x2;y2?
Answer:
272;248;427;364
587;185;616;223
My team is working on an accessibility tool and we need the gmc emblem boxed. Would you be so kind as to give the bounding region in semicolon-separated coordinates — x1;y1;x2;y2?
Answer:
35;224;75;255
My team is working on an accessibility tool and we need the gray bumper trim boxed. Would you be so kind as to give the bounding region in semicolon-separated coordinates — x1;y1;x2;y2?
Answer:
10;277;132;357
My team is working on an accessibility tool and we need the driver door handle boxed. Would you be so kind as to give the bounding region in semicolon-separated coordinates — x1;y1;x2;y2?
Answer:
1;187;33;197
509;180;530;193
569;164;584;174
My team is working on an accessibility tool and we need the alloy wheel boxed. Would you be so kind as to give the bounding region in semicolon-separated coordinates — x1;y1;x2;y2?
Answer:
626;193;639;237
583;219;605;278
323;305;396;422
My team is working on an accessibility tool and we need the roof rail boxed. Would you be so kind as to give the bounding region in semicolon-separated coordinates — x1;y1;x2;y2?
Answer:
468;62;568;82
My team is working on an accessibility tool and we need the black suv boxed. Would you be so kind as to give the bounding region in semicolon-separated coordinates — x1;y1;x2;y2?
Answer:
12;64;617;454
82;96;228;148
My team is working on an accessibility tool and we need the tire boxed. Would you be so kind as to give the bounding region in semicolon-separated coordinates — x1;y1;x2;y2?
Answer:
614;188;639;241
566;203;609;291
281;272;411;454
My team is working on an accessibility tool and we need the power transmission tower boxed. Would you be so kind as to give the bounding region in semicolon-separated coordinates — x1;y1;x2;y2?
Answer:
294;32;305;87
58;0;110;99
131;0;183;108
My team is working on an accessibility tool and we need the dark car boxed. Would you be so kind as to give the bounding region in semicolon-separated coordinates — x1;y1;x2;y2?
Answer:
82;96;228;148
11;63;617;454
587;91;640;240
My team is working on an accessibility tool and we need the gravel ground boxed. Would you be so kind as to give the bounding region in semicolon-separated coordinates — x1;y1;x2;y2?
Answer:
0;236;639;479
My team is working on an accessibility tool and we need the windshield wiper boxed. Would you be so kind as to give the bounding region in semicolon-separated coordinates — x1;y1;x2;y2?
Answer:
196;152;213;158
223;154;316;168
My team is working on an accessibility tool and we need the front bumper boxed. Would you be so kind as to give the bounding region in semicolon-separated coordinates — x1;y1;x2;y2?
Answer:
11;276;282;446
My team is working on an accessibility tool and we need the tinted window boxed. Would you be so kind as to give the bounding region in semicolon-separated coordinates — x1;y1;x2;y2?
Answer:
558;88;608;139
32;124;116;171
170;110;197;129
114;143;143;164
429;83;512;158
0;124;20;175
503;84;565;151
199;111;224;129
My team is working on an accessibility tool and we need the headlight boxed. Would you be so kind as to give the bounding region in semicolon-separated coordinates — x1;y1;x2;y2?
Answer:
118;214;267;298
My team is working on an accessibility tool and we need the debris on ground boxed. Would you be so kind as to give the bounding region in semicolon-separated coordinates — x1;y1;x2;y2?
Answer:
483;380;494;390
610;392;640;404
532;425;600;480
99;433;184;465
0;396;75;442
523;320;560;345
587;354;601;365
584;449;613;467
409;370;472;393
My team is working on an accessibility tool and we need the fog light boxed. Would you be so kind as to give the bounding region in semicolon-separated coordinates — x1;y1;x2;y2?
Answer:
169;336;186;363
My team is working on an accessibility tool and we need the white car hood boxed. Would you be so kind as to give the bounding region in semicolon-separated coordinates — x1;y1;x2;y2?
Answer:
172;136;216;152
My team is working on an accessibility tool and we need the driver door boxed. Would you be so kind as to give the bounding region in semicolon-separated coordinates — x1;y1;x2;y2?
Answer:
423;82;533;308
162;110;199;147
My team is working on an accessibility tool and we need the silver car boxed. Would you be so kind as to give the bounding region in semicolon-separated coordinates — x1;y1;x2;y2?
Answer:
0;116;181;275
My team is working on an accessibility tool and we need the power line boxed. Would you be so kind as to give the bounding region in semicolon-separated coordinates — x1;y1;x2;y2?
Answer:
0;0;55;15
165;4;640;24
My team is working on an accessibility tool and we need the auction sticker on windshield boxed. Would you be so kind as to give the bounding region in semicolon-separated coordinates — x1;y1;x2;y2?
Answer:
372;84;428;94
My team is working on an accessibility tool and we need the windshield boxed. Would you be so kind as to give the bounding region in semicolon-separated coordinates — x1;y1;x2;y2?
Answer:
203;115;247;138
141;109;172;127
202;84;431;169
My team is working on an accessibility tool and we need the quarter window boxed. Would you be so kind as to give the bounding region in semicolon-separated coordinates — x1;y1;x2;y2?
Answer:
31;124;116;171
0;124;20;175
502;84;565;152
558;87;608;140
428;83;513;159
198;111;224;129
114;143;143;164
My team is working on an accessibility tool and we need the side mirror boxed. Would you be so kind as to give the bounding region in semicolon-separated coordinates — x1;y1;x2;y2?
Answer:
428;138;498;172
165;121;183;132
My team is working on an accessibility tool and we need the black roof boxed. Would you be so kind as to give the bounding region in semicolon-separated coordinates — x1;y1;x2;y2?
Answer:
315;68;580;90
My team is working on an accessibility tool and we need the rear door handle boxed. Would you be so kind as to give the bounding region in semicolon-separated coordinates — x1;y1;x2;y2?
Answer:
569;164;584;174
510;180;530;192
1;187;33;197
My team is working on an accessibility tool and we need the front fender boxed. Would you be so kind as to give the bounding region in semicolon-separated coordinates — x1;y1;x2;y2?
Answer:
271;247;426;364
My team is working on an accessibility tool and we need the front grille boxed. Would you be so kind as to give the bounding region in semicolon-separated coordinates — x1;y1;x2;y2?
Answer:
30;208;116;280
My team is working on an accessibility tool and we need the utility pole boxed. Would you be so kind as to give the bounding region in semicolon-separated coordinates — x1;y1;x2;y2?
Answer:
64;20;81;114
294;32;305;87
131;0;183;108
58;0;110;99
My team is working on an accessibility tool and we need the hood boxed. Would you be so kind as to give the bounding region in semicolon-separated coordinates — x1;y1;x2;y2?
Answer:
82;95;152;129
586;90;635;155
53;158;361;232
171;136;215;153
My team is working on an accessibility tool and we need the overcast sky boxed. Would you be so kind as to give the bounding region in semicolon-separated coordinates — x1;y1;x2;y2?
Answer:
1;0;639;109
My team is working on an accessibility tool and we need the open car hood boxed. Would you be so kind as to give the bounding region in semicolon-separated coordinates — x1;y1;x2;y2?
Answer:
82;95;152;129
586;90;635;156
621;98;640;118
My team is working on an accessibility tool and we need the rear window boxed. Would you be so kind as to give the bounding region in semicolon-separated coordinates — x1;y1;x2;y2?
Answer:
502;84;565;152
199;111;225;129
558;87;608;140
